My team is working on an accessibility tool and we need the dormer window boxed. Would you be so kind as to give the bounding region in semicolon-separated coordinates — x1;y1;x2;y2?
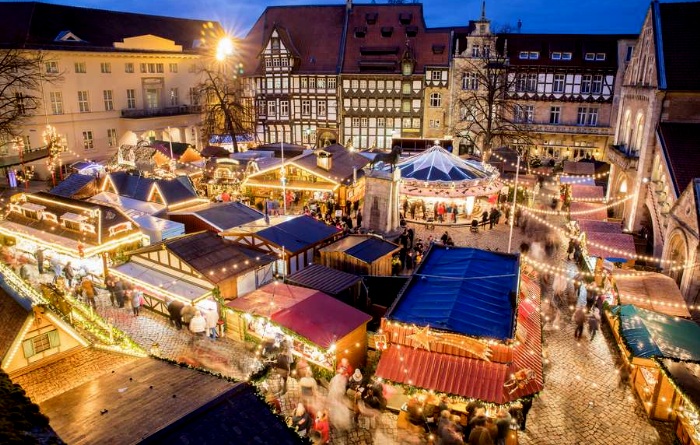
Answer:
381;26;394;38
271;37;280;51
61;212;88;231
43;212;58;224
366;12;378;25
562;52;572;60
18;202;46;220
405;26;418;38
354;26;367;38
595;53;606;61
432;45;445;55
585;52;595;61
399;13;412;25
551;52;561;60
108;221;133;237
316;151;332;171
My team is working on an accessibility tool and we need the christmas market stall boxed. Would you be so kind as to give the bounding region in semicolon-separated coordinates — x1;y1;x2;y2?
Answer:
396;144;501;222
0;192;144;277
221;215;342;275
169;201;265;234
612;270;690;318
318;234;401;276
609;305;700;421
110;231;276;316
226;283;372;371
656;358;700;445
242;144;369;214
285;263;363;308
48;173;98;200
375;245;543;430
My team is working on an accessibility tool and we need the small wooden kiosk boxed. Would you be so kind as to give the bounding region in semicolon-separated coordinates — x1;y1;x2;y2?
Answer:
609;305;700;421
318;235;401;276
657;358;700;445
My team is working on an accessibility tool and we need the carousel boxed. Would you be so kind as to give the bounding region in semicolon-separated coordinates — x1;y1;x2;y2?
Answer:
397;143;501;223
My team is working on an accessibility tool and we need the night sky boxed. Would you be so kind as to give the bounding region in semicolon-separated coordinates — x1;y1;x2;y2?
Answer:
8;0;677;38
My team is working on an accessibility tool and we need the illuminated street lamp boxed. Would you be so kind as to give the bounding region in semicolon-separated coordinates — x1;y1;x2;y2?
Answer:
216;37;234;62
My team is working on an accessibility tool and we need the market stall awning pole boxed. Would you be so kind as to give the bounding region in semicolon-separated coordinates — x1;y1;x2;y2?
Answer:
508;154;520;253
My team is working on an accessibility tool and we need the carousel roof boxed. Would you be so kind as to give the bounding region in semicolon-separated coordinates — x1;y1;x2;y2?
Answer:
397;145;497;185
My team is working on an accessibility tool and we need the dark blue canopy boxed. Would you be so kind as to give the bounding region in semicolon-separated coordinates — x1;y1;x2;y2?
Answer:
397;145;496;185
387;245;520;340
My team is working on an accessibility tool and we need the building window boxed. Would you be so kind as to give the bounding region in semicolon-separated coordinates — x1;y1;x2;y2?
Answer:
562;52;572;60
328;78;336;89
529;52;540;60
429;119;440;128
549;106;561;124
361;117;368;127
271;37;280;50
125;63;134;73
317;100;327;116
551;52;562;60
100;62;111;73
75;62;86;73
514;105;534;123
103;90;113;111
352;117;360;127
595;53;606;61
402;82;411;94
82;131;94;150
45;61;58;74
107;128;117;147
429;92;441;107
169;88;179;106
267;100;276;117
281;58;289;67
14;93;26;115
309;78;317;89
592;75;603;94
301;100;311;116
77;91;90;112
140;63;164;73
126;89;136;109
265;59;272;68
553;74;565;93
189;87;199;105
577;107;598;126
581;75;592;94
584;53;595;61
169;63;178;73
280;100;289;117
377;117;385;127
517;73;537;92
431;71;441;81
473;46;481;58
519;51;528;59
625;46;633;62
22;330;59;358
402;100;411;113
318;78;326;88
49;92;63;115
412;118;421;128
359;79;367;90
462;72;478;90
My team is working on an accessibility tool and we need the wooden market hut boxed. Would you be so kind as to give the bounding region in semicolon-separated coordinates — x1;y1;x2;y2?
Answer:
221;215;342;275
318;235;401;276
375;245;544;407
609;305;700;421
0;192;143;276
169;201;265;234
656;358;700;444
613;271;690;318
48;173;98;200
226;283;372;370
110;232;276;314
286;263;363;307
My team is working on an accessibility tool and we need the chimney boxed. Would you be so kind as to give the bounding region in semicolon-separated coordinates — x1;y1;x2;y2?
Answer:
317;151;332;171
347;0;352;12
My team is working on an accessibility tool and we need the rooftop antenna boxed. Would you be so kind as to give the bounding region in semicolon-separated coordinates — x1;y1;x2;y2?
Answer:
481;1;486;19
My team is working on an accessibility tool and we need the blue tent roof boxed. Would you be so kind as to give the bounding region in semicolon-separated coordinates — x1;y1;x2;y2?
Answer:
256;215;341;253
387;245;520;340
614;305;700;360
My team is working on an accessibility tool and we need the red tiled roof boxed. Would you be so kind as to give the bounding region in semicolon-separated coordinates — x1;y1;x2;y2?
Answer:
578;220;623;234
242;6;346;75
657;123;700;196
569;201;607;221
571;185;604;200
375;275;543;403
586;232;636;261
342;4;450;74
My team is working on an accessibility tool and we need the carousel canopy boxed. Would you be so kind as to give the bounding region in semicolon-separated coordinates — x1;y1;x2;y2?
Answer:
397;145;497;185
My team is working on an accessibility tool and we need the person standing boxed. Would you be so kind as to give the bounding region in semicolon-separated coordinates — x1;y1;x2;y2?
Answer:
189;310;207;336
35;248;44;275
204;307;219;339
62;261;74;287
81;276;97;310
588;306;601;340
356;209;363;228
166;298;185;329
573;305;586;340
114;278;126;308
130;287;143;316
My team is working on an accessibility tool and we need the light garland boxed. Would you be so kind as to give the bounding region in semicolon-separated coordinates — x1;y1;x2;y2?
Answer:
490;152;610;181
516;195;633;216
519;207;680;265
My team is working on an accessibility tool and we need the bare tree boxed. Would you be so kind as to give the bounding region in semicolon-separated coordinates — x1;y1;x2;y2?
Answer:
0;49;60;141
450;35;533;161
196;64;254;153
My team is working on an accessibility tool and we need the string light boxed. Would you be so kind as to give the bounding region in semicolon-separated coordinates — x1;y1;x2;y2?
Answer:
490;152;610;181
516;195;632;216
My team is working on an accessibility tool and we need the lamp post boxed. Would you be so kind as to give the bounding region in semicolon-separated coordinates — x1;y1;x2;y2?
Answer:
507;151;521;253
166;126;175;172
281;141;286;215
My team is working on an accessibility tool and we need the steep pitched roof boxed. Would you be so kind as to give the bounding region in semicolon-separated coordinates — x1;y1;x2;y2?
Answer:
0;276;31;362
48;173;96;199
158;231;275;283
242;5;346;75
657;122;700;195
0;1;219;52
655;1;700;91
342;4;450;74
105;172;199;207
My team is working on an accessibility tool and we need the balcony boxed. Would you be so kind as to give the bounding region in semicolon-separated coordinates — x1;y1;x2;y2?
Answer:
607;144;639;170
120;105;202;119
0;147;50;168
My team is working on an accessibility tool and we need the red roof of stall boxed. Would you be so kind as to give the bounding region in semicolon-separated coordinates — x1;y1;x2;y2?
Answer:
570;201;607;221
271;291;372;348
375;275;543;403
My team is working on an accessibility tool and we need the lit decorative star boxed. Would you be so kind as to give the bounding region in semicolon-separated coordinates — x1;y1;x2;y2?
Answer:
406;325;435;351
